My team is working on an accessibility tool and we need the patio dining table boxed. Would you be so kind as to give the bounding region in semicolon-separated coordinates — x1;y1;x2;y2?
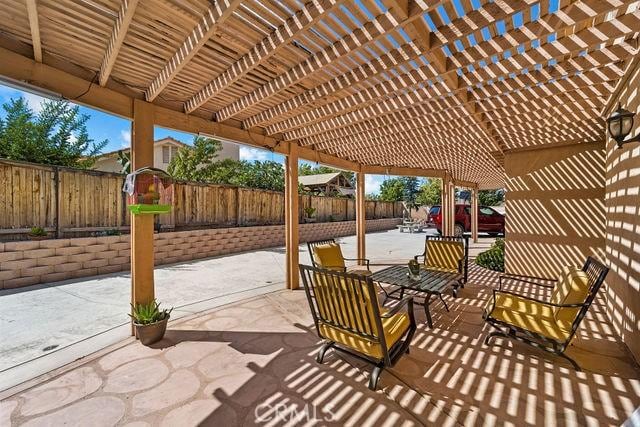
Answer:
372;265;462;328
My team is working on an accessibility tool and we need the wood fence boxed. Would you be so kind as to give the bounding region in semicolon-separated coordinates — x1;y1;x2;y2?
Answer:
0;159;402;237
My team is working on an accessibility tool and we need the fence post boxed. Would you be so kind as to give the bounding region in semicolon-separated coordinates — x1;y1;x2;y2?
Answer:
54;166;61;238
236;187;241;226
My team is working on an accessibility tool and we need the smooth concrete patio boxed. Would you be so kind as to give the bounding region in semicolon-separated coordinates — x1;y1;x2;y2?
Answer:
2;262;638;426
0;229;494;391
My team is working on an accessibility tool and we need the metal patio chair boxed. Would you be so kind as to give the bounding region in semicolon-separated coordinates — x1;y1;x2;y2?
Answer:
300;264;416;390
307;238;371;274
414;235;468;289
483;256;609;370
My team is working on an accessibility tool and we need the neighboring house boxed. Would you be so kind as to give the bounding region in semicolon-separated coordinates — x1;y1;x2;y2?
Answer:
92;137;240;173
299;172;355;197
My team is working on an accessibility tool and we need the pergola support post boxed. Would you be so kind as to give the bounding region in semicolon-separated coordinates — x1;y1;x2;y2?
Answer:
130;99;155;329
442;173;455;236
285;142;300;289
356;170;366;264
471;186;479;243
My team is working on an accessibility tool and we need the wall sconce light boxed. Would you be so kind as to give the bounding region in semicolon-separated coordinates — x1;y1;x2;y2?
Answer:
606;102;640;148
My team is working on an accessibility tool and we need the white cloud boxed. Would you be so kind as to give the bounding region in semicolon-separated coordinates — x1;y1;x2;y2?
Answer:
23;92;46;113
120;129;131;148
365;175;384;195
239;146;271;162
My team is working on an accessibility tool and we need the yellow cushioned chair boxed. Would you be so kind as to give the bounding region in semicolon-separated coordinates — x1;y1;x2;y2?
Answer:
300;264;416;390
308;239;371;275
483;257;609;370
414;235;467;294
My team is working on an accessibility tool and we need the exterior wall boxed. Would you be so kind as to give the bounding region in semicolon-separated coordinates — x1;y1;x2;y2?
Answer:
0;218;401;289
504;142;606;278
93;140;240;173
217;141;240;163
604;60;640;363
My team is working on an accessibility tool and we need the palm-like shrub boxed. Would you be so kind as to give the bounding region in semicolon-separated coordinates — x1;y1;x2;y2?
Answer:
475;238;505;272
129;300;172;325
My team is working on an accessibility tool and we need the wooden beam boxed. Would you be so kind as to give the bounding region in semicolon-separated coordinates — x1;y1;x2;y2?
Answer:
356;171;366;264
0;46;366;176
24;0;41;62
145;0;242;102
214;1;452;122
361;165;444;178
285;142;300;290
99;0;139;86
184;0;340;113
130;99;155;326
0;46;134;118
471;187;478;243
268;35;635;141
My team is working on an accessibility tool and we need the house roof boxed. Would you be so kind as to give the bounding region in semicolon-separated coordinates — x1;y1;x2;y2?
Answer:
96;137;187;158
299;172;348;187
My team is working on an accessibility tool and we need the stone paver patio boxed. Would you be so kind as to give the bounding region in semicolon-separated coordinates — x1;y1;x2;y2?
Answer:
2;263;639;426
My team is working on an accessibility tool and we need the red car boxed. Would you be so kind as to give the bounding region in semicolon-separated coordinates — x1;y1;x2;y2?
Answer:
427;204;505;236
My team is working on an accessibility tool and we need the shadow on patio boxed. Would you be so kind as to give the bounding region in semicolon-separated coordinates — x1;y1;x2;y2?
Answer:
3;266;639;426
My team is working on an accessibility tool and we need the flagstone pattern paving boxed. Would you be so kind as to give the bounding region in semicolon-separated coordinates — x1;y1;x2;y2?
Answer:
3;266;640;426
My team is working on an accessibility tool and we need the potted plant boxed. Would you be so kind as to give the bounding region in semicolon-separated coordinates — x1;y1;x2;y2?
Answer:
129;300;173;345
304;206;317;223
408;259;421;280
27;226;48;241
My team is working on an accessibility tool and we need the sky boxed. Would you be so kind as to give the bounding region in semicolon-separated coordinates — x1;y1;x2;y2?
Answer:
0;83;392;193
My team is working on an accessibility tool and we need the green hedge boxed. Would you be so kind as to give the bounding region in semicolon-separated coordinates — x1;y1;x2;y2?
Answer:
475;238;505;272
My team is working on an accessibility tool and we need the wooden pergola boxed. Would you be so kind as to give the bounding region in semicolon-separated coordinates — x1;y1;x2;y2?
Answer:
0;0;637;304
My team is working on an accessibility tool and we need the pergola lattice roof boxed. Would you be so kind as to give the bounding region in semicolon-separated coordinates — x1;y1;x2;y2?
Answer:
1;0;638;188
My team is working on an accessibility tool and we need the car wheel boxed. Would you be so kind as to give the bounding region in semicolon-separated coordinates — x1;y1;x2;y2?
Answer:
454;224;464;237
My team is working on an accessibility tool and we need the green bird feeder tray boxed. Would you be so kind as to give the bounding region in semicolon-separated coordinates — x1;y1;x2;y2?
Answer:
123;167;173;215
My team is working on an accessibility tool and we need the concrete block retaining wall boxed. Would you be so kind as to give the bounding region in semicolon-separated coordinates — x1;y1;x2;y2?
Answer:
0;218;401;289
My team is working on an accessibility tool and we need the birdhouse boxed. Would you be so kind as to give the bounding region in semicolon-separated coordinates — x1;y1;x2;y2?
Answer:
123;167;172;215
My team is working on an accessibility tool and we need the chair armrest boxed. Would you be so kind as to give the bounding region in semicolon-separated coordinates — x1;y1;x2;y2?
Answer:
493;289;584;308
499;274;555;290
381;296;414;318
343;257;370;268
414;252;425;263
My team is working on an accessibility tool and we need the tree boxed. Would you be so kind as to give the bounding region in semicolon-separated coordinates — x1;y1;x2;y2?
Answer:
237;160;284;191
415;178;441;206
116;150;131;174
378;178;405;202
167;136;221;181
478;189;505;206
401;177;419;202
378;176;422;202
0;97;107;168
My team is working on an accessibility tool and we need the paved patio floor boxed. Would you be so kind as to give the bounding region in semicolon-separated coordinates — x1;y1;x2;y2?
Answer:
1;229;495;390
2;261;639;426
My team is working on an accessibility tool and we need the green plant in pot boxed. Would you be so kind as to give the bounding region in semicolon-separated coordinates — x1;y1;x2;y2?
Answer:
304;206;317;223
129;300;173;346
28;226;48;240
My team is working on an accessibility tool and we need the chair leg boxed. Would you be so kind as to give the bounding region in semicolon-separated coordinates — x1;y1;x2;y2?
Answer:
368;363;384;390
316;341;334;363
484;330;508;346
423;294;433;328
558;351;581;371
438;294;450;312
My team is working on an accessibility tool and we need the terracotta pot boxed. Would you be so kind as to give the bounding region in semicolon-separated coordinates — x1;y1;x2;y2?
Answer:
134;317;169;346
